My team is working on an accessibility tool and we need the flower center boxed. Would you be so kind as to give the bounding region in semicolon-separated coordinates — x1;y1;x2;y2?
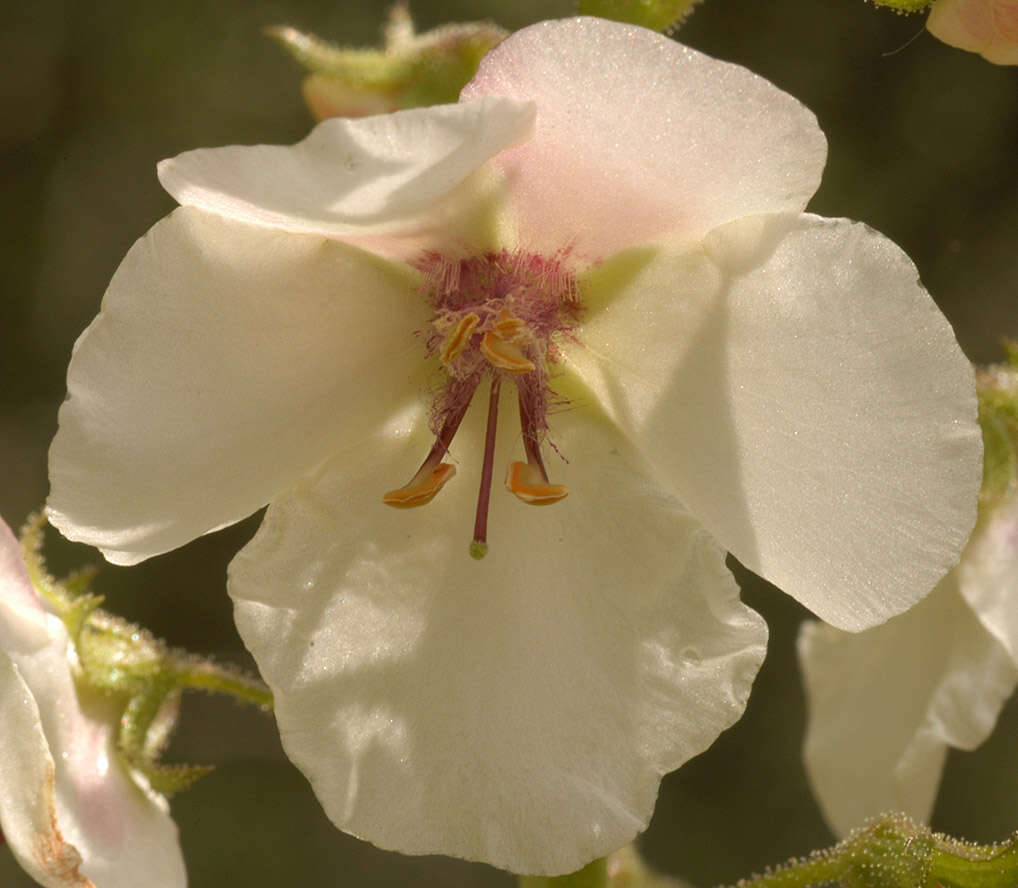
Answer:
382;249;580;559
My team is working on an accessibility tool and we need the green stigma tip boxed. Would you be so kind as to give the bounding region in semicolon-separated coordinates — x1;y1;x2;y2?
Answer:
469;540;488;560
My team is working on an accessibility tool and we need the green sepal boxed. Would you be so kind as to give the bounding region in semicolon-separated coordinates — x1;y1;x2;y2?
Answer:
142;762;215;796
116;677;216;796
519;848;692;888
840;816;935;888
867;0;934;12
19;514;272;802
521;859;608;888
124;752;215;796
976;361;1018;506
731;813;1018;888
269;4;506;118
61;591;105;643
980;411;1017;504
267;27;413;86
576;0;702;32
1003;338;1018;369
76;611;166;695
118;680;176;759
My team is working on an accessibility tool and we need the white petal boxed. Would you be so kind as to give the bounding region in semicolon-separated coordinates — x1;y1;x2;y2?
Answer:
48;207;430;565
228;395;766;874
798;578;1018;837
0;521;186;888
158;97;535;237
0;521;50;655
562;213;981;630
0;654;94;888
460;17;826;259
957;489;1018;665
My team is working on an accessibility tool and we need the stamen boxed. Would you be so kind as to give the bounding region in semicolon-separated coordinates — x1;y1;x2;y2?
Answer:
383;463;456;508
492;306;526;338
481;332;535;374
505;461;568;505
470;375;502;560
383;378;477;508
506;388;568;505
439;312;479;367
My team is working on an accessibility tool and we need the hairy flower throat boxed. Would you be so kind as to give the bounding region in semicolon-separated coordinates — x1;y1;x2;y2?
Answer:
382;250;580;558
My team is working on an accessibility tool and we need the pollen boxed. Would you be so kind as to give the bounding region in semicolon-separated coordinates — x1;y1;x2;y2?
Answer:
480;331;535;374
439;312;479;368
383;463;457;508
492;306;526;338
505;461;569;505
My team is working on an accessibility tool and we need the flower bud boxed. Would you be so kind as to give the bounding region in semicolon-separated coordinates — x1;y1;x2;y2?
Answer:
868;0;934;10
269;3;507;120
838;816;935;888
927;0;1018;63
577;0;703;31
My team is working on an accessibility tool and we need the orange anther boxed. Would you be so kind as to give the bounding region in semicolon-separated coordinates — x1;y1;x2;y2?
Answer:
492;307;526;338
481;332;535;374
505;461;568;505
383;463;457;508
439;313;479;367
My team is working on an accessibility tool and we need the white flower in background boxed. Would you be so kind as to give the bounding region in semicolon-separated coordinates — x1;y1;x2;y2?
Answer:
0;517;186;888
927;0;1018;64
47;17;980;874
799;362;1018;837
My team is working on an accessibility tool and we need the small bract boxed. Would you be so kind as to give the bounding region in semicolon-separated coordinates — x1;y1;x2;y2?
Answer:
48;17;981;875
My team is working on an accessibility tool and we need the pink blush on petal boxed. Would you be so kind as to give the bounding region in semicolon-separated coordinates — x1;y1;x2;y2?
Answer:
993;0;1018;40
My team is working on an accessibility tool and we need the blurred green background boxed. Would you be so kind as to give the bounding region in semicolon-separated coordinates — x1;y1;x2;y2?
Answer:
1;0;1016;885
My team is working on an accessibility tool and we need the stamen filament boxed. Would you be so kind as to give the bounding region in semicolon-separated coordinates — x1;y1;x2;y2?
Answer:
519;390;550;482
506;388;568;505
470;375;502;559
383;377;479;508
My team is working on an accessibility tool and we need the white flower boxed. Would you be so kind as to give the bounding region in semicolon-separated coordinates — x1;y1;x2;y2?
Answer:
0;517;186;888
927;0;1018;64
47;17;981;875
799;367;1018;837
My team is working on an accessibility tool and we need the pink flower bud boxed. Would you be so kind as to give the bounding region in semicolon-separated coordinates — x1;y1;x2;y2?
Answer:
928;0;1018;63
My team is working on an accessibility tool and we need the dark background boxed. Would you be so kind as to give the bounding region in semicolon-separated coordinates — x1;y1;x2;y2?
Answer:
1;0;1016;885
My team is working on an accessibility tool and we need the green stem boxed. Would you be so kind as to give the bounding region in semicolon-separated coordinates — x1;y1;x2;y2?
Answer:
931;840;1018;888
731;814;1018;888
170;658;273;709
730;855;842;888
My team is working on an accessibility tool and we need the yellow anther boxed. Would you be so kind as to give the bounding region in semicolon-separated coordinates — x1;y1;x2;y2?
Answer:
439;313;479;367
492;307;526;338
383;463;457;508
481;332;535;374
505;461;568;505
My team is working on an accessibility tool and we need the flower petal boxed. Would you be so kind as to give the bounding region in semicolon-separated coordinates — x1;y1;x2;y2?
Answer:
927;0;1018;65
0;521;186;888
562;213;981;630
460;17;826;258
48;207;430;565
798;578;1018;837
228;397;766;875
157;97;536;237
956;489;1018;665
